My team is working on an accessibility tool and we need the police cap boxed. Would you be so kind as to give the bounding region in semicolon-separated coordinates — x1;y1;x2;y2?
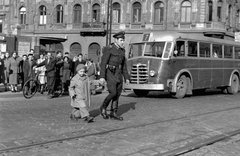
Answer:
113;31;125;39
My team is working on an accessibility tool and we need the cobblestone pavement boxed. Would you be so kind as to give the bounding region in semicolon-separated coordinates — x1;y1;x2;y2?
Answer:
1;85;240;156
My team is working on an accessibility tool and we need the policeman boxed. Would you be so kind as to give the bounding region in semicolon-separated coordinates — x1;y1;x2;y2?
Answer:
99;31;130;121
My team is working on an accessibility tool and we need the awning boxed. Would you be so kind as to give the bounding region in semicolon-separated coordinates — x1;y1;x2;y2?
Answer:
39;36;67;42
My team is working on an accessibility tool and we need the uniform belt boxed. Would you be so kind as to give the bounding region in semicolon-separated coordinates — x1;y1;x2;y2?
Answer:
107;64;122;69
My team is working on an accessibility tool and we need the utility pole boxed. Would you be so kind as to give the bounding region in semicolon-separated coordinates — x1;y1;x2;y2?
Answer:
105;0;112;46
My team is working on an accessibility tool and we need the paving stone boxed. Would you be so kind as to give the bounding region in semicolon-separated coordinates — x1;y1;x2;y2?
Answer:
1;141;18;148
141;150;159;156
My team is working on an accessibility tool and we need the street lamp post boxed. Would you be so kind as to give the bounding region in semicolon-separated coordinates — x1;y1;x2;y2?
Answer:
106;0;113;46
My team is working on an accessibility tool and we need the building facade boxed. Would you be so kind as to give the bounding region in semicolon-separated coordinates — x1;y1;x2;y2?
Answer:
1;0;240;62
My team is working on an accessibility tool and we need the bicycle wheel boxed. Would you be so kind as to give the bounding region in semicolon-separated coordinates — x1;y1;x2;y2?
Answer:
22;79;38;99
54;80;63;97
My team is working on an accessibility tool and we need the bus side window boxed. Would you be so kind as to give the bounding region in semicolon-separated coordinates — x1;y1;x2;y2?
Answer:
213;44;222;58
188;41;197;57
175;41;185;56
235;47;240;59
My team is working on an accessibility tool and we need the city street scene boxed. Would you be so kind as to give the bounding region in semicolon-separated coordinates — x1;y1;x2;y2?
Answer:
1;0;240;156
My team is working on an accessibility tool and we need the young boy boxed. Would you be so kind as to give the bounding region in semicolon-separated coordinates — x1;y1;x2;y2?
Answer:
69;64;102;123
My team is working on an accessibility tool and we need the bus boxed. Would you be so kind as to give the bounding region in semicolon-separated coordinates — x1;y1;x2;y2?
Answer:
124;31;240;98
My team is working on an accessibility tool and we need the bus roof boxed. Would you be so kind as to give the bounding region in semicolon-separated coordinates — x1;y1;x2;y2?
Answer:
129;31;240;46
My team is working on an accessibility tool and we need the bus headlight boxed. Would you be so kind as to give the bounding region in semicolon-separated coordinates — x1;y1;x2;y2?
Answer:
149;70;156;77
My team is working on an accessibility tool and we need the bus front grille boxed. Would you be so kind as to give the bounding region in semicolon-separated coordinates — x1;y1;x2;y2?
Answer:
130;64;148;84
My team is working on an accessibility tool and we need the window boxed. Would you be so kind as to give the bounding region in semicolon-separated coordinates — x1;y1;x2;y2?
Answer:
154;1;164;24
73;4;82;23
181;1;191;23
19;7;26;24
208;1;213;21
70;42;82;58
129;43;144;58
132;2;141;23
0;20;2;33
199;42;210;57
235;47;240;59
0;0;3;10
56;5;63;23
112;2;121;23
188;41;197;57
228;5;233;26
236;10;240;28
175;41;185;57
224;45;233;59
39;5;47;25
144;42;165;57
212;44;222;58
92;4;100;22
217;0;222;21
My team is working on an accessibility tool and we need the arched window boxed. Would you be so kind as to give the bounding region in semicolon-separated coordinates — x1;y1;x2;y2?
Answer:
70;42;82;58
92;4;100;22
132;2;141;23
154;1;164;23
208;1;213;21
88;43;100;63
217;0;222;21
73;4;82;23
112;2;121;23
236;10;240;28
55;43;63;53
19;7;26;24
180;1;191;23
56;5;63;23
228;5;233;26
39;5;47;25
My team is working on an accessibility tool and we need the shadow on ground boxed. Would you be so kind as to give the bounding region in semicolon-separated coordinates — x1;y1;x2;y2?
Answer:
90;102;137;117
123;89;228;99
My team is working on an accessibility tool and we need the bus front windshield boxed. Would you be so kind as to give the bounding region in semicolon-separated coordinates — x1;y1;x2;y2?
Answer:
129;42;166;58
144;42;165;57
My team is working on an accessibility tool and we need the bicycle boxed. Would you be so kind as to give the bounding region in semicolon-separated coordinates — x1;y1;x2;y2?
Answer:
22;72;63;99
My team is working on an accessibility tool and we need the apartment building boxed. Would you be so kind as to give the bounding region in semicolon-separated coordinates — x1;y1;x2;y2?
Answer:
0;0;240;62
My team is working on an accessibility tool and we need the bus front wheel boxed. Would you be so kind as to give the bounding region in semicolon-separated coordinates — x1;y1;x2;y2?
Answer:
227;74;239;94
133;89;149;97
173;75;188;99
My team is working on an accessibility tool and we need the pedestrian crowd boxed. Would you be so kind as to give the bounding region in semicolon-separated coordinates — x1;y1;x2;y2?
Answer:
0;50;99;98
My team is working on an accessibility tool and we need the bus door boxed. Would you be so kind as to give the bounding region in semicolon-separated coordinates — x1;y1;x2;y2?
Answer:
198;42;211;89
211;44;224;87
186;41;199;89
170;40;188;79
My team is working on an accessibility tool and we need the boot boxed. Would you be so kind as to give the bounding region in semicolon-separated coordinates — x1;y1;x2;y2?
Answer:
83;116;94;123
40;85;44;94
109;109;123;121
99;105;109;119
109;101;123;121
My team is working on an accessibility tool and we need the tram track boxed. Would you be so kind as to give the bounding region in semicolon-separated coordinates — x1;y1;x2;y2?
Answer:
1;105;240;154
158;129;240;156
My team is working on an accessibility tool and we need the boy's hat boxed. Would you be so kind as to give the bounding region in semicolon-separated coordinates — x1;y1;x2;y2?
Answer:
76;64;85;72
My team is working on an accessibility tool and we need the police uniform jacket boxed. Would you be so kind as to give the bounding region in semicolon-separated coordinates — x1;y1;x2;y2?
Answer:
100;43;129;83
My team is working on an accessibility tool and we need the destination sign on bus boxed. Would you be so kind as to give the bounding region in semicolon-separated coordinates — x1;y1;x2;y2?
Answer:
143;33;150;41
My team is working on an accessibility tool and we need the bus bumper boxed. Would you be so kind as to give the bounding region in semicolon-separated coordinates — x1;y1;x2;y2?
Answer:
124;83;164;90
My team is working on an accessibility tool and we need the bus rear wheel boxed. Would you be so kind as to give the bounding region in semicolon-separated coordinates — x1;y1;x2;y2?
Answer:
227;74;239;94
173;75;188;99
133;89;149;97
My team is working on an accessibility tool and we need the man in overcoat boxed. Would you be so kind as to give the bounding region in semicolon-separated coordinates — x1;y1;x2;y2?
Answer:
99;31;130;121
35;52;57;99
